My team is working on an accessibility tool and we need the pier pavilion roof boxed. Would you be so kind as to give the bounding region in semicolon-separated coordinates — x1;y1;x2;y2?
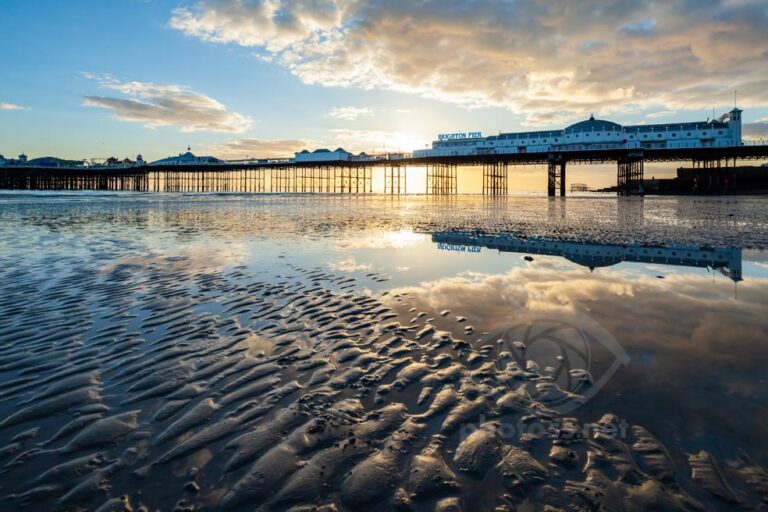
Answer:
565;115;622;133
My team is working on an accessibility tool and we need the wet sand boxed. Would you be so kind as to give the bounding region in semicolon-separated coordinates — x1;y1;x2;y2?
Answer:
0;193;767;511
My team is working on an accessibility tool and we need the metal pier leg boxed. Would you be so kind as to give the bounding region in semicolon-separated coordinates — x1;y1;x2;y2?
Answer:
617;157;644;196
560;162;566;197
385;164;406;194
482;162;508;195
427;163;457;195
548;158;566;197
548;160;557;196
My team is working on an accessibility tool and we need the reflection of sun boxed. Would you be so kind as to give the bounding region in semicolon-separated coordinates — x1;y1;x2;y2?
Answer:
338;230;425;250
384;230;423;248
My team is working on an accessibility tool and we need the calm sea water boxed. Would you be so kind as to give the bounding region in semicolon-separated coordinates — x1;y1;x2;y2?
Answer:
0;192;766;510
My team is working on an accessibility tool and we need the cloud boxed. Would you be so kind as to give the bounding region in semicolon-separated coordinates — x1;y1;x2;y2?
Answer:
645;110;677;119
82;73;251;133
619;19;657;37
170;0;768;124
744;119;768;140
0;103;25;110
208;137;310;158
169;0;342;53
329;128;431;152
211;128;428;158
328;106;373;120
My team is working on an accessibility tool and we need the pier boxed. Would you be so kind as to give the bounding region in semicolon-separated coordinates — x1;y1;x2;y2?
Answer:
1;145;767;196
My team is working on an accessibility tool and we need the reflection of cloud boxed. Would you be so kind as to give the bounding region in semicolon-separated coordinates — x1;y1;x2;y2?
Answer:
170;1;768;121
329;257;372;272
101;241;248;275
328;106;373;121
82;73;251;133
386;265;768;371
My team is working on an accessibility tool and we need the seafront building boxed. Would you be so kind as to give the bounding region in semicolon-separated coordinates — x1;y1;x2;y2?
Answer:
0;153;27;166
295;148;353;162
149;150;223;166
414;109;743;158
294;147;405;163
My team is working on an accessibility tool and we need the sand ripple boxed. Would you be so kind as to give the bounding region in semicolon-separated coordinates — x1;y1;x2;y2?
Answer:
0;252;766;511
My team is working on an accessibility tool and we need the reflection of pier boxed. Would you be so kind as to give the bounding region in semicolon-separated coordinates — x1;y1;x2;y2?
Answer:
431;231;742;282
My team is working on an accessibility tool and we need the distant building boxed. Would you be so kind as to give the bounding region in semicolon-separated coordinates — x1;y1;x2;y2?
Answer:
26;156;86;167
149;151;223;166
415;108;743;157
295;148;352;163
18;153;27;163
0;154;5;167
570;183;590;192
136;154;145;166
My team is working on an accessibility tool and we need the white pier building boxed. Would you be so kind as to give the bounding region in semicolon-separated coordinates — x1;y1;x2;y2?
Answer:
415;109;743;158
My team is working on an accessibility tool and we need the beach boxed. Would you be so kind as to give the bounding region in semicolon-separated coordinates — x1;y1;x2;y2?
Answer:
0;192;767;511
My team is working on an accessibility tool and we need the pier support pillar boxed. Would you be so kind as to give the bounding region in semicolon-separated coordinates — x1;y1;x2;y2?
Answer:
426;163;457;195
482;162;508;195
240;168;265;193
689;157;738;195
692;156;738;169
617;157;644;196
384;164;407;194
334;166;372;194
271;167;295;193
547;158;566;196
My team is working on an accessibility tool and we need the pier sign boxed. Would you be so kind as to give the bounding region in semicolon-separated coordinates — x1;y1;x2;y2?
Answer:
437;243;481;253
438;131;482;141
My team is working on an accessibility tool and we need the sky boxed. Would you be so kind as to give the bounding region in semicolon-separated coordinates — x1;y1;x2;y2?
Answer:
1;0;767;188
